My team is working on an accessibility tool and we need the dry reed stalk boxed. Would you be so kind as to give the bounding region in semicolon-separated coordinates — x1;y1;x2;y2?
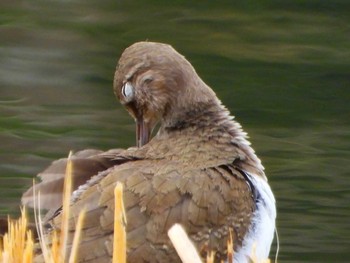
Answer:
206;251;215;263
34;151;86;263
169;224;271;263
59;151;73;262
0;208;33;263
168;224;202;263
112;182;127;263
68;209;85;263
248;243;271;263
22;229;34;263
227;228;234;263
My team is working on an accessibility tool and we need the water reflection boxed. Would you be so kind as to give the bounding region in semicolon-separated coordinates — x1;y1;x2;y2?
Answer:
0;1;349;262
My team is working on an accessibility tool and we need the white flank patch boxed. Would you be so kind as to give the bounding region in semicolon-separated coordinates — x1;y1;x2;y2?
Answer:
233;174;276;263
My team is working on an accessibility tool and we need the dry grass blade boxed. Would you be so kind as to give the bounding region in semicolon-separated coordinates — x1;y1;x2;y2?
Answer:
0;207;33;263
168;224;202;263
227;228;234;263
59;151;73;262
68;209;86;263
248;243;271;263
113;182;127;263
206;251;215;263
33;150;85;263
22;229;34;263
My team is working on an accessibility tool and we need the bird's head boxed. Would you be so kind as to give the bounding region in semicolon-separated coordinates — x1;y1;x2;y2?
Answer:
114;42;218;147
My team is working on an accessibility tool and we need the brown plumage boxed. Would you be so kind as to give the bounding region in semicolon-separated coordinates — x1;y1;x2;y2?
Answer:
22;42;275;262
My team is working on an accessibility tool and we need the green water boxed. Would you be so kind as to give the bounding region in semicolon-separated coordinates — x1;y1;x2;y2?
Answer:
1;1;349;262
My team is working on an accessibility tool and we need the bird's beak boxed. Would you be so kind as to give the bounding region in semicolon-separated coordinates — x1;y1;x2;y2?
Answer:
136;117;151;147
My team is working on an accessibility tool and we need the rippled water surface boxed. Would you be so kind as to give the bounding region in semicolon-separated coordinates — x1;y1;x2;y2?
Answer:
1;1;349;262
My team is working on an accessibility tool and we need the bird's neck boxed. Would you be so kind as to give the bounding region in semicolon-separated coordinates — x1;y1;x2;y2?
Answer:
150;99;265;177
160;99;243;141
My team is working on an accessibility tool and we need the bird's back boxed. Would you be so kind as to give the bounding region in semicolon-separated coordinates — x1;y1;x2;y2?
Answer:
48;142;255;262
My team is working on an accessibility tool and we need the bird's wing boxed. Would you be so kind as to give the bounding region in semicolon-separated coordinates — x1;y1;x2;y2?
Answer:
48;159;254;263
21;149;124;210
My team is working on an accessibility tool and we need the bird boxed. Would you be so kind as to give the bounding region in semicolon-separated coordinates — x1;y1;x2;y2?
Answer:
22;41;276;263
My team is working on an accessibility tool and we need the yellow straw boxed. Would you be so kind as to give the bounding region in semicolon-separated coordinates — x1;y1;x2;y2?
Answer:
112;182;127;263
227;228;234;263
0;208;33;263
68;208;85;263
59;151;73;262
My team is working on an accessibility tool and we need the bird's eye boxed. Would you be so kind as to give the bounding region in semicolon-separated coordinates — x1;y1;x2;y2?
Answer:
122;82;134;100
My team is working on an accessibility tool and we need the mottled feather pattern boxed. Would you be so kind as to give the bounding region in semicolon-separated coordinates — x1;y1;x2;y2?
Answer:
46;150;255;262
